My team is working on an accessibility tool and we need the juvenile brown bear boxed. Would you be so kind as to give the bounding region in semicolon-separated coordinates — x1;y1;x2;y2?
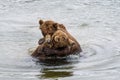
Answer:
52;30;75;49
38;20;66;43
37;30;75;50
31;20;82;58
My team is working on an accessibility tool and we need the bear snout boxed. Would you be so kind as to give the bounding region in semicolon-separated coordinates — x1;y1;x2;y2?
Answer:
45;34;51;43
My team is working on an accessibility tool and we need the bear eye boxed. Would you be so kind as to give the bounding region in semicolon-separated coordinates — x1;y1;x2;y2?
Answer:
49;26;53;29
49;27;52;30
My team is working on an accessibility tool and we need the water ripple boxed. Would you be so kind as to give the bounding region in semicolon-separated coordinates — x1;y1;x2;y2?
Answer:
0;0;120;80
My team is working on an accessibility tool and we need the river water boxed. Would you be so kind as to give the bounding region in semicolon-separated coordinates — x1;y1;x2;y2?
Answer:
0;0;120;80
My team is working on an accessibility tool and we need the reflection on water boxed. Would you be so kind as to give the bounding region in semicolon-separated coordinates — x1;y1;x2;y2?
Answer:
37;59;74;79
36;58;72;66
39;70;73;79
0;0;120;80
34;56;79;79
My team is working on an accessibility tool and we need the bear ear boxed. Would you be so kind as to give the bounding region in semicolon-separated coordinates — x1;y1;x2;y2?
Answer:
53;23;59;30
39;20;44;25
59;24;66;30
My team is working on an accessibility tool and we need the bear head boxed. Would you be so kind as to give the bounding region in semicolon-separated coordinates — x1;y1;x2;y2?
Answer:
39;19;66;43
52;30;75;49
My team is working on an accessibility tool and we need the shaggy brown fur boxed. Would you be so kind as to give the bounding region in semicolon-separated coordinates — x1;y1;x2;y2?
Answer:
31;20;82;58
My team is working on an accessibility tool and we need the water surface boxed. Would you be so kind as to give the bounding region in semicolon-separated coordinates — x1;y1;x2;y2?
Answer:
0;0;120;80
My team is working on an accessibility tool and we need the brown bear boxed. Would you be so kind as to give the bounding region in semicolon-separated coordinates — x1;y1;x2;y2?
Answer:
38;20;69;43
39;20;82;52
37;30;75;50
31;20;82;58
52;30;75;49
31;30;75;57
